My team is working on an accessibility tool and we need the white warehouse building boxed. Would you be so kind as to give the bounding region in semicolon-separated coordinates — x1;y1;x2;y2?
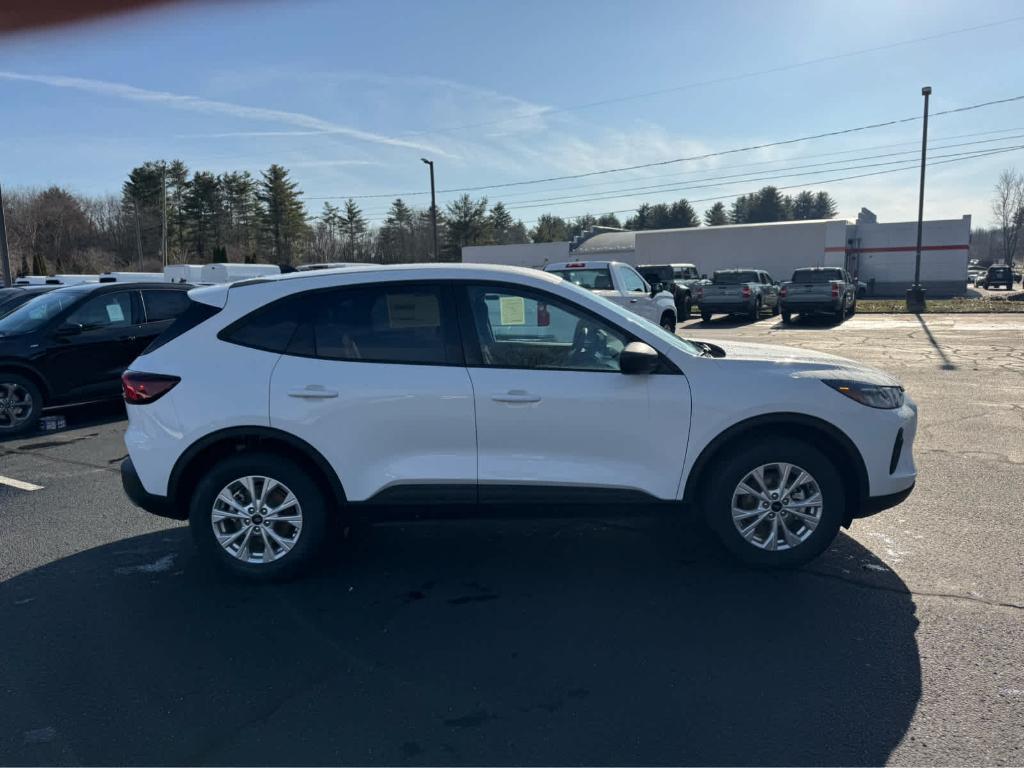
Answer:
462;210;972;297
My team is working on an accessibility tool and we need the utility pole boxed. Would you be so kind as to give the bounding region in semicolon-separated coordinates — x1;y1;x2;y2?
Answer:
132;196;144;271
421;158;438;261
161;163;168;266
0;183;12;287
906;86;931;313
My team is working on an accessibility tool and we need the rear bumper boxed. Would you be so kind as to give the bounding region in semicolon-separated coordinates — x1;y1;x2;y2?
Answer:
121;458;185;520
780;299;841;313
699;301;754;314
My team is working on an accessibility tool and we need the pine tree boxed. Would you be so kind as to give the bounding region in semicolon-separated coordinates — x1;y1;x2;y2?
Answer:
443;194;490;258
183;171;224;260
704;202;728;226
488;202;516;244
669;199;700;228
256;164;307;264
625;203;653;230
529;214;569;243
747;186;789;223
730;194;751;224
791;190;816;220
596;213;622;228
340;199;368;260
219;171;257;259
811;191;838;219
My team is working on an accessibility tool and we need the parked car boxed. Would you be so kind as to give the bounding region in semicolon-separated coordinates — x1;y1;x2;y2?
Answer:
544;260;677;331
982;265;1015;290
637;262;706;319
0;286;56;319
0;282;192;436
696;269;780;322
973;272;988;287
779;267;857;324
119;264;917;580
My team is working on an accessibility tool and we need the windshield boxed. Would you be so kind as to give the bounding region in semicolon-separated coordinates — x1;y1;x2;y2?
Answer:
558;280;702;357
713;271;758;284
547;268;613;290
0;290;83;336
792;269;843;283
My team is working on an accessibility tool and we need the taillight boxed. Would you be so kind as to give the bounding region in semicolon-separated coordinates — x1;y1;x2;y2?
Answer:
537;302;550;327
831;282;840;297
741;285;751;298
122;371;180;404
696;286;704;299
780;285;788;297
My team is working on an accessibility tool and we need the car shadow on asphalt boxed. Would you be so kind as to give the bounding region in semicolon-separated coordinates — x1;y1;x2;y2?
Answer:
0;400;126;446
0;519;921;766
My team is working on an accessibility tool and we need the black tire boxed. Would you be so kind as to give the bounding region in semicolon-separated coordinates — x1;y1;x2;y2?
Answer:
834;303;845;323
781;310;792;324
771;301;780;316
702;438;844;568
660;311;676;333
189;451;330;581
0;373;43;437
700;309;712;323
848;298;857;317
748;299;761;321
680;295;692;319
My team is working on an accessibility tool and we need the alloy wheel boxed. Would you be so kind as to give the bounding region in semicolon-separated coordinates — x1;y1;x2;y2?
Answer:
731;462;823;551
210;475;304;564
0;382;34;431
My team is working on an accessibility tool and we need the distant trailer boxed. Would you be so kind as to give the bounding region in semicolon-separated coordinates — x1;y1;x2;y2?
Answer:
295;262;363;271
163;264;206;284
98;272;165;283
200;263;281;284
13;276;50;286
47;274;96;286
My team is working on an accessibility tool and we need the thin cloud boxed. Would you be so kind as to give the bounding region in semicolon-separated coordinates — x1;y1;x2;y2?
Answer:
0;70;452;156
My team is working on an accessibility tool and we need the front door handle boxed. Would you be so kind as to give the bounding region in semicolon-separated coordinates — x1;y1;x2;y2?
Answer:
492;390;542;404
629;298;639;303
288;385;339;399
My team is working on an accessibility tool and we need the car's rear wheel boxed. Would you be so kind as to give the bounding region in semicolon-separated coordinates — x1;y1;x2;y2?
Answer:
700;309;712;322
771;301;780;316
703;439;844;568
781;310;792;324
190;452;329;581
748;299;761;321
0;374;42;437
678;295;691;319
660;311;676;333
848;298;857;317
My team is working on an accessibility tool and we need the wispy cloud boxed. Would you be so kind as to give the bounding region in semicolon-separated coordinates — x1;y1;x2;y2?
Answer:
0;70;453;156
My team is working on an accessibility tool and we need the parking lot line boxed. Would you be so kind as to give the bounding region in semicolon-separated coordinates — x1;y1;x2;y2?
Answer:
0;475;44;491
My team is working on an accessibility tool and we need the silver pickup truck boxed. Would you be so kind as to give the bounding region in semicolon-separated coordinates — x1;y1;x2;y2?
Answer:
696;269;780;322
779;267;857;323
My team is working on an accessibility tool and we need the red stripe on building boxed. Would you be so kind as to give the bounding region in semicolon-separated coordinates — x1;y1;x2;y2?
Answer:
825;244;969;254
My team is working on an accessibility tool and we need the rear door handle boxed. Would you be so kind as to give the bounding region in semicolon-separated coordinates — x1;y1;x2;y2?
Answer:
492;390;542;404
288;385;339;399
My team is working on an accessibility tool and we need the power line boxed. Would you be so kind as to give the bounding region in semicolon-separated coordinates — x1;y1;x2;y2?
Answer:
398;15;1024;138
309;94;1024;201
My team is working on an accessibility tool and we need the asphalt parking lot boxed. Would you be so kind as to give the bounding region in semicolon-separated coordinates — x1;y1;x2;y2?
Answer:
1;313;1022;766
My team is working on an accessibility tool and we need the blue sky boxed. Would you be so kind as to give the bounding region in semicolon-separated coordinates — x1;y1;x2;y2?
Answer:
2;0;1024;228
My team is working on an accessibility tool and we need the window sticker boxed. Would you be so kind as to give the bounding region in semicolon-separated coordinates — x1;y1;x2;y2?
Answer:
498;295;526;325
106;302;125;322
386;293;440;328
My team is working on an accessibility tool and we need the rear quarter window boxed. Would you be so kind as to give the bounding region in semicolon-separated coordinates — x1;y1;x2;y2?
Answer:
219;294;306;353
144;300;222;354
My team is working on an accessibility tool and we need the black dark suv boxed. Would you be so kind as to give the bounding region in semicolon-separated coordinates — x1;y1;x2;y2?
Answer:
982;265;1015;290
0;282;191;436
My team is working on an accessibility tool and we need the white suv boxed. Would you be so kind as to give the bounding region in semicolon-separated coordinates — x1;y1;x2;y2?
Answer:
120;264;917;580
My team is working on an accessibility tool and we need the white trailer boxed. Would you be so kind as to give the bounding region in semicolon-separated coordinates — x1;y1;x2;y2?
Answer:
164;265;206;284
199;263;281;284
48;274;97;286
13;276;49;286
98;272;165;283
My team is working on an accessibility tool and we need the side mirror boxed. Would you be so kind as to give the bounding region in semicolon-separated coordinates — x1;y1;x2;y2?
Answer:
620;341;660;375
56;322;83;337
650;282;664;296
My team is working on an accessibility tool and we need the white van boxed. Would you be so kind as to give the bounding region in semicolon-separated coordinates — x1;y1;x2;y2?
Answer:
164;265;206;284
199;263;281;284
98;272;165;283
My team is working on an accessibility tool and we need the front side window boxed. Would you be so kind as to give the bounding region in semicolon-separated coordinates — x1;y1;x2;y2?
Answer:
311;284;453;365
465;284;627;372
64;291;137;330
618;266;647;293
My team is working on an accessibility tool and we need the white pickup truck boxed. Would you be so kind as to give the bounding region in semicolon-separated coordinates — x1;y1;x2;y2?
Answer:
544;260;678;331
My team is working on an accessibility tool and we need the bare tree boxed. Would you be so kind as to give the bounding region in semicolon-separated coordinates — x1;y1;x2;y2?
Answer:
992;168;1024;268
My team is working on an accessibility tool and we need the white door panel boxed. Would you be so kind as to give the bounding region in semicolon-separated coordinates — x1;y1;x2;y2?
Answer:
269;358;477;502
469;368;689;499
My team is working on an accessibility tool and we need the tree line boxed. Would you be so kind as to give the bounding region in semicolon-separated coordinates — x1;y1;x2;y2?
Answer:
2;156;841;277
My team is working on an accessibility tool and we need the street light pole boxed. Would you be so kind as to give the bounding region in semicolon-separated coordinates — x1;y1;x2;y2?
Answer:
907;86;931;313
421;158;438;261
0;183;12;287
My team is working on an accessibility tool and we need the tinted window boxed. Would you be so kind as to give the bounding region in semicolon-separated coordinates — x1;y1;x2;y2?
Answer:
548;267;613;290
619;266;647;292
142;290;191;322
466;284;626;372
145;300;222;353
0;290;83;335
792;269;844;283
65;291;137;330
713;271;758;284
312;285;451;365
221;294;305;353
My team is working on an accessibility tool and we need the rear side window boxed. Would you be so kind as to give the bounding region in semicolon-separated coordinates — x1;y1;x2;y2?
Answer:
310;284;455;365
142;290;191;322
219;294;306;353
145;300;222;354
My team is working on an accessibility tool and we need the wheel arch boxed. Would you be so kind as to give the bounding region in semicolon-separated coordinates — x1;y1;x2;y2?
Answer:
0;362;50;400
168;426;347;514
682;413;869;525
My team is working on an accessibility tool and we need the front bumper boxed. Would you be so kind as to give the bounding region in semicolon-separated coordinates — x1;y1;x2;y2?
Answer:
853;482;915;520
121;458;185;520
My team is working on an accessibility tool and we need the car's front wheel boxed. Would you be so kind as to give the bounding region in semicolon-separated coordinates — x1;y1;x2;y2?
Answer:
660;311;676;333
190;452;330;581
703;439;844;568
0;374;42;437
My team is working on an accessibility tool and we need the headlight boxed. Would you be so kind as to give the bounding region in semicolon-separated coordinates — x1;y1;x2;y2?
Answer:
823;379;904;409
